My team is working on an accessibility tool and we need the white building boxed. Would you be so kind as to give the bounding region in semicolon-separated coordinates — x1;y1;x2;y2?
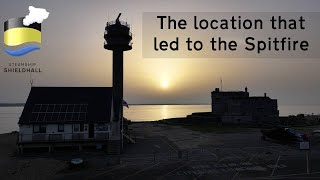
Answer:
18;87;114;153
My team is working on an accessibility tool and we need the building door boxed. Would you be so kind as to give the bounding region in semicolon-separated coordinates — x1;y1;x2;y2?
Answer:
88;124;94;138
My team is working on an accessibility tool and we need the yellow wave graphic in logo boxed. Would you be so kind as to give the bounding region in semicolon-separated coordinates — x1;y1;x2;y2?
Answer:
4;27;41;46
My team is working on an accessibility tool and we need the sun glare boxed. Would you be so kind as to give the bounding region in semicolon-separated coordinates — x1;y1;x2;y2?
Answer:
161;80;169;89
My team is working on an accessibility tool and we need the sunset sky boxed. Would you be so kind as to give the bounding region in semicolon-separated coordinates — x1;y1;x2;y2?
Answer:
0;0;320;105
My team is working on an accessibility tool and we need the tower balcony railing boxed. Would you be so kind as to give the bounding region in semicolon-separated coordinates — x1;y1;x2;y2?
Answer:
106;20;130;28
104;30;132;37
104;40;133;46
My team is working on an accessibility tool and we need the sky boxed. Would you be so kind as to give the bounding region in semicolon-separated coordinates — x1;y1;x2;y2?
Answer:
0;0;320;105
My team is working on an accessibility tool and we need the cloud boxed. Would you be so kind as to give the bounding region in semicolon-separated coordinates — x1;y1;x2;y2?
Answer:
23;6;50;26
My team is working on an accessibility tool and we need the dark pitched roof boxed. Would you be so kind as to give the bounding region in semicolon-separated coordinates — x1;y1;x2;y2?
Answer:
18;87;113;125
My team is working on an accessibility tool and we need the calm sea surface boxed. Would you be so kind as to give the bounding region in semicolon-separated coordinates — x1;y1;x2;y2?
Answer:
0;105;320;134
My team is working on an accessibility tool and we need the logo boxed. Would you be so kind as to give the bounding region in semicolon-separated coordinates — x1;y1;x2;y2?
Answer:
3;6;49;56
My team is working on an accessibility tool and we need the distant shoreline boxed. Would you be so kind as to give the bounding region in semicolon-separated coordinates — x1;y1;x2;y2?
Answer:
129;104;210;105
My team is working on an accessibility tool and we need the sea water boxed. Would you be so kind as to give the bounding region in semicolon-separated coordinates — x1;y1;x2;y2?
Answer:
0;105;319;134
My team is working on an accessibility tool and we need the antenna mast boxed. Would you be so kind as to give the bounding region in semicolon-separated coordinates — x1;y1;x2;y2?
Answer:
29;72;34;88
220;77;223;91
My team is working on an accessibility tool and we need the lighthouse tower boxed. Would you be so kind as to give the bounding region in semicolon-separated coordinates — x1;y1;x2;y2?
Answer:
104;13;132;154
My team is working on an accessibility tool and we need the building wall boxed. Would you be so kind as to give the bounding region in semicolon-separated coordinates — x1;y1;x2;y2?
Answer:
226;98;278;124
19;125;33;142
19;123;111;143
221;115;253;124
249;98;279;123
211;88;249;114
211;88;279;125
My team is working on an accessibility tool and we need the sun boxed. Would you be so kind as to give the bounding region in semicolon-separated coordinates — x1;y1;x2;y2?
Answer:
161;80;169;89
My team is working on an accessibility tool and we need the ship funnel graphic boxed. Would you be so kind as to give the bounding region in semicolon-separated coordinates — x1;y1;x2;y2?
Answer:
3;6;49;56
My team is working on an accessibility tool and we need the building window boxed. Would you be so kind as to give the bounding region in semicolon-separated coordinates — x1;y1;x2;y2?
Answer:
33;125;46;133
73;124;80;132
73;124;84;132
58;124;64;132
97;124;108;131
